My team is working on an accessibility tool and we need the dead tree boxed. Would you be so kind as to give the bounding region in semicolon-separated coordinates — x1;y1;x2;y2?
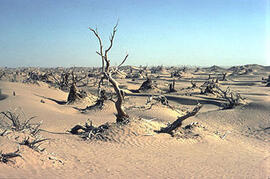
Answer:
70;70;88;87
200;80;245;109
139;77;157;91
67;83;82;103
169;79;177;92
191;80;197;88
0;71;5;80
171;70;182;78
200;80;217;94
89;22;129;123
215;86;245;109
221;73;227;81
182;66;187;72
156;104;202;134
262;75;270;87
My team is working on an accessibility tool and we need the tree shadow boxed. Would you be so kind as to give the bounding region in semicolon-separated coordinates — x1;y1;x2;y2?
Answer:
34;94;67;105
0;94;7;101
126;93;225;107
72;100;104;113
0;89;8;101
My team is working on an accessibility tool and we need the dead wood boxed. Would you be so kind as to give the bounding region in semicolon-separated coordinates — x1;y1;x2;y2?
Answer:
67;83;82;103
139;78;157;91
156;104;202;134
19;136;49;152
70;120;110;141
89;22;129;123
191;80;197;88
0;149;21;164
215;86;245;109
200;80;217;94
168;79;177;92
0;111;42;135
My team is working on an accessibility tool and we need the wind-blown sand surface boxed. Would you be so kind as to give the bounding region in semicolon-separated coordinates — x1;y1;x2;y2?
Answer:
0;65;269;178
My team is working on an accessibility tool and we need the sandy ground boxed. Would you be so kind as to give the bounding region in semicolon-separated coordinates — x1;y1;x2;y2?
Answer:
0;64;270;178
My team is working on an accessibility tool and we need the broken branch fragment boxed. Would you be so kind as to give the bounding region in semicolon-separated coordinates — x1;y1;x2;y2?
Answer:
156;104;203;134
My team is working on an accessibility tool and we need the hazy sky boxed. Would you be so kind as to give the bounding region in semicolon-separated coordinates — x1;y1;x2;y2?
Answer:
0;0;269;67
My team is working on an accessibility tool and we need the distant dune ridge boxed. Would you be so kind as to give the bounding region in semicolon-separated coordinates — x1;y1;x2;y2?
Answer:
0;64;269;178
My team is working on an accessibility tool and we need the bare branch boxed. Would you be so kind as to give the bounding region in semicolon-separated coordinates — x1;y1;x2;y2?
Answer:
89;22;129;123
105;22;118;58
118;54;129;68
89;27;105;72
156;104;203;134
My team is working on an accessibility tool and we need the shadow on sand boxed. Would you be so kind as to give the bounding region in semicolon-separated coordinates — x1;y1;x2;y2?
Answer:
35;94;67;105
0;89;8;101
126;93;226;107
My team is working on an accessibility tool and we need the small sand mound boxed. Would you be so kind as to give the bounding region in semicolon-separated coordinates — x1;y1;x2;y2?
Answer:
138;78;161;93
75;118;212;146
75;119;167;142
67;84;97;106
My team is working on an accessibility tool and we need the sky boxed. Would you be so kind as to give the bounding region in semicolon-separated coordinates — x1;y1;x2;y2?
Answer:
0;0;269;67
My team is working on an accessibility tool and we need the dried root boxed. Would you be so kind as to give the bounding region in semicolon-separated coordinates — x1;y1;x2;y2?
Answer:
70;120;110;141
156;104;202;134
0;149;21;164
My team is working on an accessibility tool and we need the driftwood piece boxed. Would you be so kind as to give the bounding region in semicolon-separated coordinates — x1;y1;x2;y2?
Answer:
156;104;202;134
70;120;110;141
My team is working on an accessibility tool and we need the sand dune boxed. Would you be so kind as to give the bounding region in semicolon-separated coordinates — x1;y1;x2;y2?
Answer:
0;65;269;178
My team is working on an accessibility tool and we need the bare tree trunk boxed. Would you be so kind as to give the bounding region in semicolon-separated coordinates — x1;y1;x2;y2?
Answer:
89;22;129;123
107;73;129;122
156;104;202;134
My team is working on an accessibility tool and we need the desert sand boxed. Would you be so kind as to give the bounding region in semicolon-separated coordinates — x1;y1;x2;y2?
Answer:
0;64;269;178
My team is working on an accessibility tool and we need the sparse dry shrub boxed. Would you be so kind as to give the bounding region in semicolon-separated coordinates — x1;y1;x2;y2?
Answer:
19;136;49;152
70;119;111;141
0;109;42;135
22;71;40;85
